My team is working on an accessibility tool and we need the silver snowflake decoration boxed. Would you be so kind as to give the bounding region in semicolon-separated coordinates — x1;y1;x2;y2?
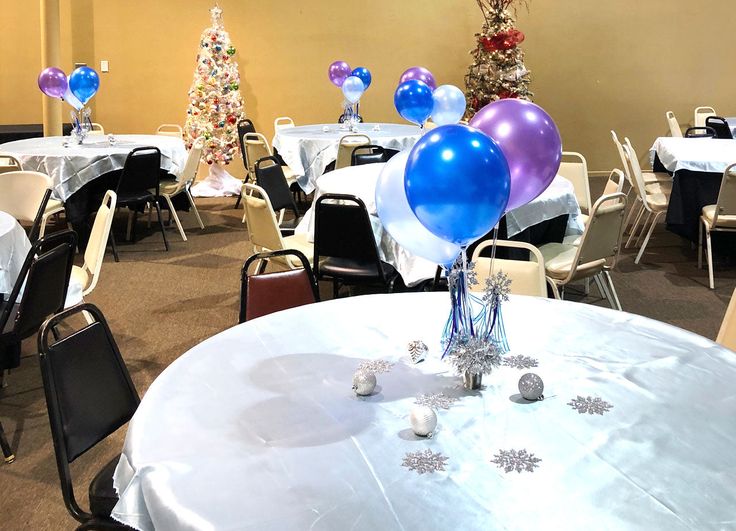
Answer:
482;271;511;307
447;256;477;290
568;396;613;415
491;449;542;474
466;261;478;286
357;359;394;375
503;355;539;370
402;449;449;474
415;393;459;410
447;335;502;375
407;340;428;363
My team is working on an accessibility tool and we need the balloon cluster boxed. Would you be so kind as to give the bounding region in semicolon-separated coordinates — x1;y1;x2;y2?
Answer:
328;60;372;125
393;66;467;128
38;66;100;111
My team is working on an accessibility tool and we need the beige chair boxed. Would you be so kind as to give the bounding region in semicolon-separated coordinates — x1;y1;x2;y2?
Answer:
716;288;736;351
699;162;736;289
156;137;206;241
0;170;64;237
273;117;295;132
540;192;628;310
89;123;105;135
243;133;297;185
694;106;716;128
471;240;548;297
666;111;682;138
0;155;21;174
241;183;313;268
335;134;371;170
559;152;592;217
156;124;184;138
563;169;626;246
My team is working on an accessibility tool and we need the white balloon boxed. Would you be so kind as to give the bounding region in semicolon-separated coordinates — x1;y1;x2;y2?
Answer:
341;76;365;104
431;84;466;126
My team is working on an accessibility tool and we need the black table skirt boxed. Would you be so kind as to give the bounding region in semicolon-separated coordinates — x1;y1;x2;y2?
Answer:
469;214;569;260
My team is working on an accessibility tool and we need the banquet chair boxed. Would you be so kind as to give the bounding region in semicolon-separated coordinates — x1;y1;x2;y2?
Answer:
241;183;313;268
694;106;716;128
699;163;736;289
273;116;295;132
558;151;592;217
155;137;205;241
88;123;105;135
335;134;371;170
0;170;65;238
0;154;21;174
685;126;717;138
115;147;169;254
38;303;140;530
240;134;297;221
255;156;301;236
239;249;320;323
234;119;257;209
666;111;682;138
705;116;733;140
470;240;548;297
563;169;627;247
716;288;736;351
155;123;183;138
539;192;627;310
351;145;387;166
314;193;398;298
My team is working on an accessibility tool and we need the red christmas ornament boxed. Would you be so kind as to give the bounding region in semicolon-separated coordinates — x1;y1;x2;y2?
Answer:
480;28;525;52
497;90;519;99
227;115;236;125
211;35;217;42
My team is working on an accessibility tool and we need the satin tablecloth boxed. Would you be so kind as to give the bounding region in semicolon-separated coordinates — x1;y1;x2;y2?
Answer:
0;211;30;298
0;135;187;201
295;164;583;286
272;123;421;194
649;136;736;174
113;292;736;530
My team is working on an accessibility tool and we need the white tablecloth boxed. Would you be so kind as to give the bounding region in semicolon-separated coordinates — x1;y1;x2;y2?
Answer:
273;123;422;194
295;164;583;286
0;211;30;297
0;135;188;201
112;292;736;530
650;136;736;174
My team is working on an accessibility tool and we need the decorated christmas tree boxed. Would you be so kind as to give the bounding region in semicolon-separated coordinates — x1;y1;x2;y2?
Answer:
464;0;533;119
185;5;245;196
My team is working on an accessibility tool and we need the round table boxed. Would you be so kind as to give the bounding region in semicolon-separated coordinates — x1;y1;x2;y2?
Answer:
112;293;736;530
272;123;422;193
0;211;31;298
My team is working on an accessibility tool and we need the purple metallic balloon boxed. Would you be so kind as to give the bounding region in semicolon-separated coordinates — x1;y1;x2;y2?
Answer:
38;67;68;99
399;66;437;91
328;60;352;87
469;99;562;211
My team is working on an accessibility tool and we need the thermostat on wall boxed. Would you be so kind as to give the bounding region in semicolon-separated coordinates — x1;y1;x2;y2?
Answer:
101;60;109;72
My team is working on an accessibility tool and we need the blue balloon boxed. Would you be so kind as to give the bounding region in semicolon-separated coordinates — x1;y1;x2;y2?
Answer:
351;67;372;90
394;80;433;126
404;124;510;246
69;66;100;105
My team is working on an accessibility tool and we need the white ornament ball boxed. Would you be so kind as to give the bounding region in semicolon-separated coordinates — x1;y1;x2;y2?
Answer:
518;372;544;401
352;371;376;396
409;406;438;437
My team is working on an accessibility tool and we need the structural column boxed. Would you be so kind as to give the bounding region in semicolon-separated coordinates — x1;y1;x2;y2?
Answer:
40;0;62;136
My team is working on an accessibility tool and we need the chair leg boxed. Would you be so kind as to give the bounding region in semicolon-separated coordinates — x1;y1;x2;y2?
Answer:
40;213;51;238
583;277;591;296
698;220;703;269
147;204;152;228
705;226;715;290
0;420;14;464
603;270;622;311
635;211;662;264
109;231;119;263
547;280;561;300
332;279;340;299
0;369;7;389
126;210;134;241
635;211;653;248
623;197;641;235
186;189;205;229
152;200;169;251
625;205;646;247
593;274;608;299
164;195;187;241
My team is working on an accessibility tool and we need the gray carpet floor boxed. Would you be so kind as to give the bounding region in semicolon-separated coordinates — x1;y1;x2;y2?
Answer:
1;195;733;529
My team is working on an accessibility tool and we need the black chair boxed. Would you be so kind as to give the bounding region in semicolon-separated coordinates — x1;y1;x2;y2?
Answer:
314;194;398;298
255;156;301;236
351;145;387;166
115;147;168;255
28;188;53;244
705;116;733;139
38;303;139;530
235;119;257;209
685;126;716;138
240;249;320;323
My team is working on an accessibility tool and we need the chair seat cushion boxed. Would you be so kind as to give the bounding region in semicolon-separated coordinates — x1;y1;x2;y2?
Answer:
319;257;396;280
89;455;121;518
644;181;672;196
643;171;672;184
645;191;669;210
117;191;156;205
282;166;298;186
702;205;736;228
281;233;315;267
158;179;180;195
70;265;91;294
45;198;64;214
539;242;606;280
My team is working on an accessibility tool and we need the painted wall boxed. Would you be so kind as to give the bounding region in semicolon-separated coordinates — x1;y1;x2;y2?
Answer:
2;0;735;175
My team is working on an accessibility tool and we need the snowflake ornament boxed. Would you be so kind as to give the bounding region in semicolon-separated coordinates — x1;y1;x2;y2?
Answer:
568;396;613;415
415;393;460;410
482;271;511;307
491;449;542;473
447;335;502;375
402;449;449;474
407;340;428;363
357;359;394;375
502;355;538;370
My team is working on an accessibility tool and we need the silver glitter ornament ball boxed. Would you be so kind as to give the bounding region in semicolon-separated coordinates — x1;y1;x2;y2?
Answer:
409;405;438;437
518;373;544;401
352;371;376;396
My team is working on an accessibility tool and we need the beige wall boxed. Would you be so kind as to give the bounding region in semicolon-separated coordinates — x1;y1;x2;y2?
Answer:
2;0;736;175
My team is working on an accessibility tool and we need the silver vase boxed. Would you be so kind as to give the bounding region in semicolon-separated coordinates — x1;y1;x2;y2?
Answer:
463;371;482;390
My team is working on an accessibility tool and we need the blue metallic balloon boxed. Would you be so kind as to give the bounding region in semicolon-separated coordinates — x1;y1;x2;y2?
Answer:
394;80;433;126
351;67;372;90
404;124;510;246
69;66;100;105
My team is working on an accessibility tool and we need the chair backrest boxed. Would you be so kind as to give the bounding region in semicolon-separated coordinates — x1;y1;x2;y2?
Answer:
156;124;183;138
335;134;371;170
610;130;634;189
240;249;319;323
470;240;547;297
244;133;272;177
558;151;592;214
666;111;682;138
599;169;626;204
273;117;295;132
255;156;298;215
572;192;627;276
694;106;716;128
88;123;105;135
168;137;204;195
81;191;116;296
621;140;648;205
241;183;287;254
0;170;54;222
717;288;736;351
685;126;717;138
237;119;257;164
351;145;387;166
705;116;733;140
116;146;161;196
711;163;736;227
38;303;139;521
0;154;21;174
28;188;53;244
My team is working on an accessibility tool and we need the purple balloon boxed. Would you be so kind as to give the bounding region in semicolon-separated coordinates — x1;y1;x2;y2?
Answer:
469;99;562;211
328;60;352;87
399;66;437;91
38;67;68;99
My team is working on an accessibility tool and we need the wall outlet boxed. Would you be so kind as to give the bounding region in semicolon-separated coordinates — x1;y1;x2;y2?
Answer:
100;60;109;73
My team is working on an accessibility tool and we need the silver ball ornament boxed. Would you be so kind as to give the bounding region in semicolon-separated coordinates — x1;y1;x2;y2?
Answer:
352;371;376;396
518;373;544;401
409;406;437;437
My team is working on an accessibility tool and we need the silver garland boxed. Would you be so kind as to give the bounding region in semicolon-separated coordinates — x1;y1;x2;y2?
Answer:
447;335;502;375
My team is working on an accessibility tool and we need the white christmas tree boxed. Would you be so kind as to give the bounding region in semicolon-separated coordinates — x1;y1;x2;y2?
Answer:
185;5;245;196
